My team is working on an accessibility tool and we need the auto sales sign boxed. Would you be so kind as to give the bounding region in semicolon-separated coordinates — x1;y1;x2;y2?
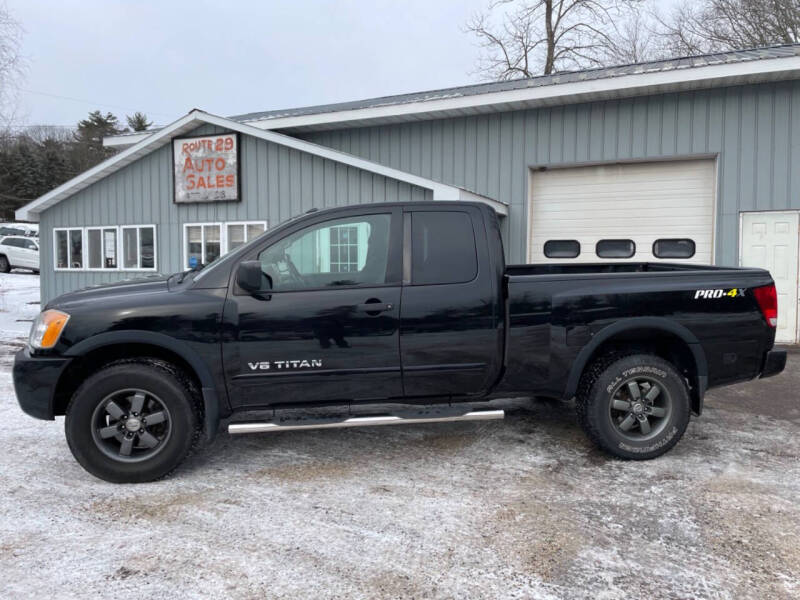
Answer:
173;133;239;202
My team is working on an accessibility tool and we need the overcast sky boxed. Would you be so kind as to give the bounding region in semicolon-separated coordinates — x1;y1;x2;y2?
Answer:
7;0;490;129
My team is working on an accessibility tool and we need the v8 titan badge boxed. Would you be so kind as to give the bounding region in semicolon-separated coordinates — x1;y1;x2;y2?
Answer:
694;288;744;299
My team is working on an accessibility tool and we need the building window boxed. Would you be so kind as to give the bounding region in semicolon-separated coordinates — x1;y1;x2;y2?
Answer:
54;228;84;270
86;227;118;269
596;239;636;259
185;223;221;268
184;221;267;268
543;240;581;259
653;239;696;259
226;221;267;252
54;225;155;272
120;225;157;270
329;225;359;272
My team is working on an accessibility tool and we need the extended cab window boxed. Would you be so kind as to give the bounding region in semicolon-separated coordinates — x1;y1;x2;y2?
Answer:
411;211;477;285
258;214;391;291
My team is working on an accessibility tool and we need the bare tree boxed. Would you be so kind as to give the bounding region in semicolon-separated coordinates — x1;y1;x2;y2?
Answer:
656;0;800;55
601;5;668;64
0;3;25;129
465;0;654;79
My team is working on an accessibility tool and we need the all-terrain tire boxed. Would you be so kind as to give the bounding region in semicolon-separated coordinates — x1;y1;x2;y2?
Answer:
65;358;201;483
576;354;690;460
0;255;10;273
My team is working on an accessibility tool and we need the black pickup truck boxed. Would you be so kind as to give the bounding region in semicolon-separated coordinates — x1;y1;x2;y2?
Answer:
14;202;786;482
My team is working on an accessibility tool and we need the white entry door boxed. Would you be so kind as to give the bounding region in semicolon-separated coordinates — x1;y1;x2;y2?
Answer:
740;211;799;344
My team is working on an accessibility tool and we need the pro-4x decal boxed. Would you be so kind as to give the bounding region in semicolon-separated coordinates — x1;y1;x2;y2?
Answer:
694;288;744;299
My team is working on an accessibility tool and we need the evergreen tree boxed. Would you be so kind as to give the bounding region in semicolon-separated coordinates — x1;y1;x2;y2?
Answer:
38;137;72;195
0;109;156;219
126;112;152;131
73;110;120;169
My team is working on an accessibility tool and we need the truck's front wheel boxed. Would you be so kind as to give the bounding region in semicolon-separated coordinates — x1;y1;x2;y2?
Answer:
65;359;200;483
576;354;690;460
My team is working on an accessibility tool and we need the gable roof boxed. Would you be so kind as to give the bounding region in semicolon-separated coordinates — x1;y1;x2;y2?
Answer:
106;43;800;148
233;44;800;125
16;110;506;222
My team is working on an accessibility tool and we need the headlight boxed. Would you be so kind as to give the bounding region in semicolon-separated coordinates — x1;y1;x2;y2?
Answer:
29;309;70;350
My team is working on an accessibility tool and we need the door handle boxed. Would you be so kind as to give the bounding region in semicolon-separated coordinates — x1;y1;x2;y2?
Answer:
357;301;393;314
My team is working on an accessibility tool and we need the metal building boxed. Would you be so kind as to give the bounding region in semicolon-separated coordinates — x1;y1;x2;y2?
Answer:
16;45;800;343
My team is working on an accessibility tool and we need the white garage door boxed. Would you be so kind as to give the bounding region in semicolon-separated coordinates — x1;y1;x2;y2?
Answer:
529;160;716;264
740;211;799;344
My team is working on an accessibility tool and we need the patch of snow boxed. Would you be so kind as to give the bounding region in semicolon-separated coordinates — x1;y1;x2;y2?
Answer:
0;272;798;598
0;272;40;341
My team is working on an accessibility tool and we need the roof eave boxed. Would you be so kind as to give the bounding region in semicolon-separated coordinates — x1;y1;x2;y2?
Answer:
18;110;504;221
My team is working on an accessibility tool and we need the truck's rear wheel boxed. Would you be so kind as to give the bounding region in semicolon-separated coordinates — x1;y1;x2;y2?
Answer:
65;359;200;483
0;255;10;273
576;354;690;460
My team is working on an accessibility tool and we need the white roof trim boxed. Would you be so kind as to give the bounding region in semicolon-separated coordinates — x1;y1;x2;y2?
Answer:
106;131;151;147
16;110;505;221
104;53;800;148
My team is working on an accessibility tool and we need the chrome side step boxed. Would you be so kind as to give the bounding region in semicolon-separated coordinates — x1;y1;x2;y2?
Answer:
228;409;505;435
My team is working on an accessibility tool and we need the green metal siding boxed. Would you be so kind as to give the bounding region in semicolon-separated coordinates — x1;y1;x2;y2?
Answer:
300;81;800;265
39;124;432;302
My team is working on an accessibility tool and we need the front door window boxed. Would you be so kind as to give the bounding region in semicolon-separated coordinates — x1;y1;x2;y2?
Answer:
257;214;391;291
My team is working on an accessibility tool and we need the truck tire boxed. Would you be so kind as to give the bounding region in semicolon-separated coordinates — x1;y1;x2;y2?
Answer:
65;358;200;483
576;354;690;460
0;255;9;273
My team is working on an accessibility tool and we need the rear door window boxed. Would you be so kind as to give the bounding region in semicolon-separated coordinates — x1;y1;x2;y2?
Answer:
411;211;477;285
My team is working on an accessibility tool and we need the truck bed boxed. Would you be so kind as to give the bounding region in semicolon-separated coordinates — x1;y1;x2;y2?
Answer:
500;261;776;401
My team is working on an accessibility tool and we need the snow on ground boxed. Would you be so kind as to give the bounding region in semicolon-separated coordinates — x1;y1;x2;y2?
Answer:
0;274;799;599
0;272;40;341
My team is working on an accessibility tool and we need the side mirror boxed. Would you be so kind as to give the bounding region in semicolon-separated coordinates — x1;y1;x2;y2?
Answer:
237;261;267;293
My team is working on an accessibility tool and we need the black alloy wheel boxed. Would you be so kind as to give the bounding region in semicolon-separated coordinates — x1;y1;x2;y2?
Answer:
90;389;172;462
607;376;672;440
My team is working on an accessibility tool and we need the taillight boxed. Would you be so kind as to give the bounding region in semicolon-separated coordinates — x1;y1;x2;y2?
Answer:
753;284;778;328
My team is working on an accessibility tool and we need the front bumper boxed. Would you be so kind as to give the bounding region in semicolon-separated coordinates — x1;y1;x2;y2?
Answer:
13;348;71;420
760;349;787;379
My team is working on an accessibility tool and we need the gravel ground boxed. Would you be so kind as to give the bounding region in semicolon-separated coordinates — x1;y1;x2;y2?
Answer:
1;273;798;599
